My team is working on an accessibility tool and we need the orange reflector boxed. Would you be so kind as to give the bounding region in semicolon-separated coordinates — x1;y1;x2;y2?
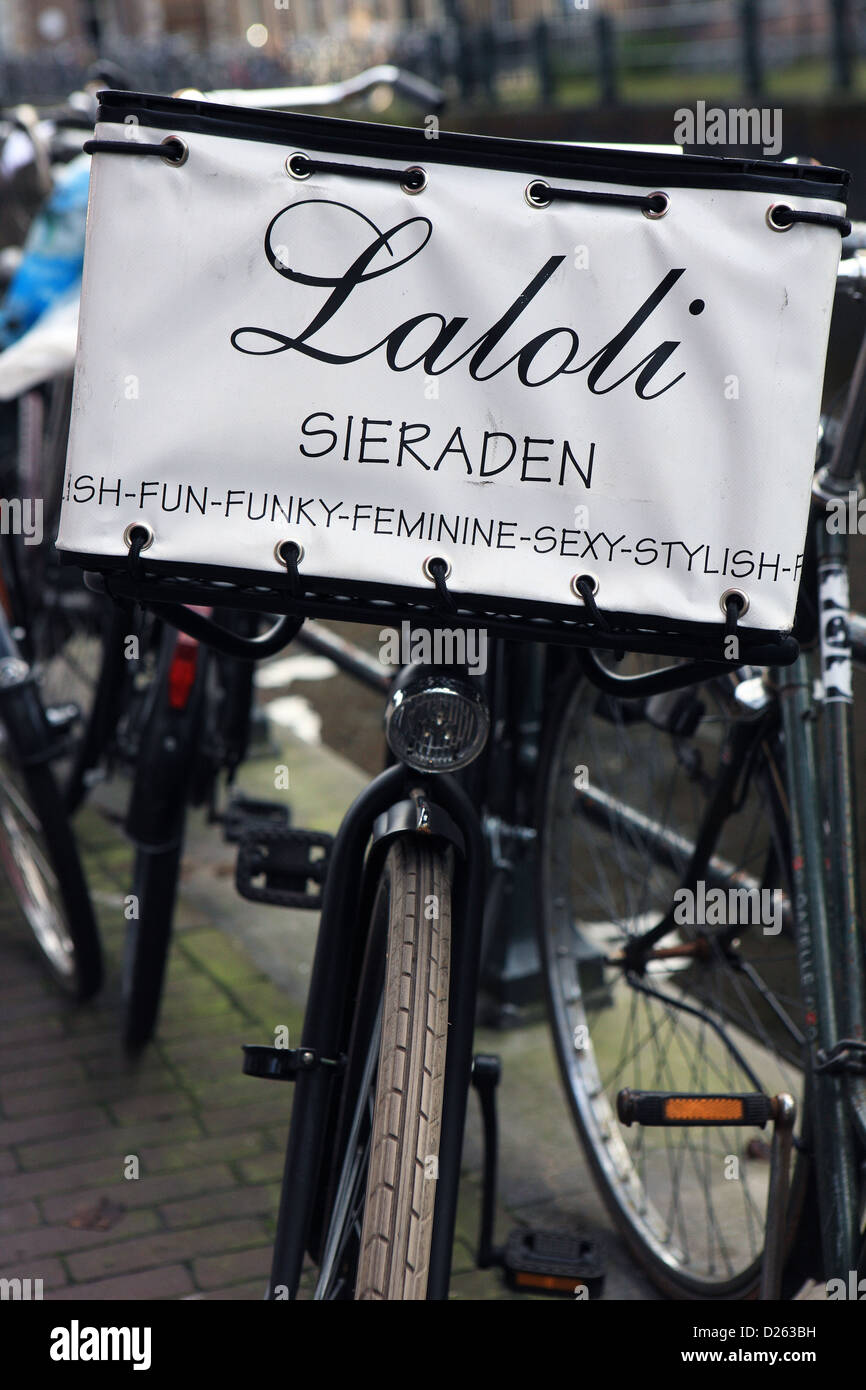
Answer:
665;1097;743;1121
515;1272;580;1292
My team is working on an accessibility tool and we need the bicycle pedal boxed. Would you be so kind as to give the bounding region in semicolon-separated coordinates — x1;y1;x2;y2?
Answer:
223;792;290;843
502;1229;604;1297
236;826;333;908
617;1089;773;1127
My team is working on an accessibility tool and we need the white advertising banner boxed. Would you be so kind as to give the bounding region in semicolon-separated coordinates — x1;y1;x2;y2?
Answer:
57;94;848;639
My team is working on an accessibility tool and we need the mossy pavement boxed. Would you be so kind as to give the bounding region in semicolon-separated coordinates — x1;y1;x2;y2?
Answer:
0;715;659;1301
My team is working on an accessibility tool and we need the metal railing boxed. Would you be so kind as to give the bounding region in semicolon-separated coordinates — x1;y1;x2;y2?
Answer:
0;0;863;107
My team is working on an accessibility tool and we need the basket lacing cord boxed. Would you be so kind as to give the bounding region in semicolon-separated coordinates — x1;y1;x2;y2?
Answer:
725;593;744;645
534;184;666;214
771;205;851;236
427;557;458;613
574;576;610;631
276;541;303;598
126;527;148;581
83;137;187;163
288;152;425;189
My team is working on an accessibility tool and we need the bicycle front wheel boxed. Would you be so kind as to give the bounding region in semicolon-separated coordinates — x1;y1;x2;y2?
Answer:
315;840;452;1300
357;840;451;1300
538;658;808;1299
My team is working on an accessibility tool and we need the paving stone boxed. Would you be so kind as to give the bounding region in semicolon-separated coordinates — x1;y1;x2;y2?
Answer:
0;1256;67;1292
107;1091;197;1126
40;1165;238;1224
235;1152;286;1185
16;1117;202;1170
192;1242;273;1291
3;1156;124;1203
189;1279;268;1300
51;1264;195;1301
66;1218;270;1282
3;1078;175;1119
3;1208;159;1264
137;1130;268;1173
0;1105;110;1149
0;1200;41;1234
159;1184;277;1230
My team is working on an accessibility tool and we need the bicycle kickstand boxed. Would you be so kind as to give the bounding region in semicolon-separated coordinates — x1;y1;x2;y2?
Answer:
471;1054;605;1297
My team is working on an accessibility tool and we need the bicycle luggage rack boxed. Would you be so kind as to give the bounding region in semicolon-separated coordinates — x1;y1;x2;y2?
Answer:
617;1088;797;1300
81;562;801;669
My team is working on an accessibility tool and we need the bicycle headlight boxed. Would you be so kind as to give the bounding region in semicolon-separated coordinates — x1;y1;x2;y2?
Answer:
384;670;489;772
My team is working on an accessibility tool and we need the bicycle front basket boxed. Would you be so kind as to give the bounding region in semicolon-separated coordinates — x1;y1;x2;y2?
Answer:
57;92;850;661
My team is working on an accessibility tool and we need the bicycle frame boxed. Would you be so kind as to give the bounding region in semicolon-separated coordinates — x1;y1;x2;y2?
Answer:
774;331;866;1276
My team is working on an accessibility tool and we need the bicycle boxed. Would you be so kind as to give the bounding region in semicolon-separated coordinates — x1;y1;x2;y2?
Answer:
57;94;865;1300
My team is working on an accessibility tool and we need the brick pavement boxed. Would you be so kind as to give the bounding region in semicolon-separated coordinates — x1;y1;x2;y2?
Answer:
0;797;300;1299
0;720;660;1301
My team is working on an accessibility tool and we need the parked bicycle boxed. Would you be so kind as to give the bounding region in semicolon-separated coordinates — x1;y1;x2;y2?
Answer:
56;88;866;1302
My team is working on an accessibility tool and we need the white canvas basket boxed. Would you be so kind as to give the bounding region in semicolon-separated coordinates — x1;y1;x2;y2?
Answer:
57;91;850;661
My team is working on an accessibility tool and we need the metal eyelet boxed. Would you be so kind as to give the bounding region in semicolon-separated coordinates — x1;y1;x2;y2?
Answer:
275;540;304;566
160;136;188;167
422;555;451;582
123;522;154;551
720;588;750;617
286;152;312;180
642;191;669;220
524;179;552;209
571;572;599;599
401;166;427;194
766;204;794;232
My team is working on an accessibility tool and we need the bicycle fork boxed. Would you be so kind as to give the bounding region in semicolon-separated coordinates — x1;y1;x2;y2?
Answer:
245;764;486;1300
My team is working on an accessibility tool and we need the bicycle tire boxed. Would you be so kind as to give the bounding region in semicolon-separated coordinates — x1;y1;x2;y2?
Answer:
122;843;182;1051
0;753;102;1000
537;657;810;1300
353;840;452;1300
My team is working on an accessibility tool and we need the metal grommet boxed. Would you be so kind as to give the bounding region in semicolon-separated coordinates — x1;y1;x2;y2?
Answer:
286;152;312;180
766;203;794;232
401;166;427;194
160;136;188;167
571;572;599;599
642;191;670;220
275;539;304;566
422;555;451;582
524;179;551;209
123;522;154;551
720;588;750;617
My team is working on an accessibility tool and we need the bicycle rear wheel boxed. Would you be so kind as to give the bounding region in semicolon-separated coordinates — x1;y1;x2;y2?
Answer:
537;657;808;1299
314;840;451;1300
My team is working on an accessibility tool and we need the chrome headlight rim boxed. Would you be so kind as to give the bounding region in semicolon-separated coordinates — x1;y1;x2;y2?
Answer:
385;670;490;773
